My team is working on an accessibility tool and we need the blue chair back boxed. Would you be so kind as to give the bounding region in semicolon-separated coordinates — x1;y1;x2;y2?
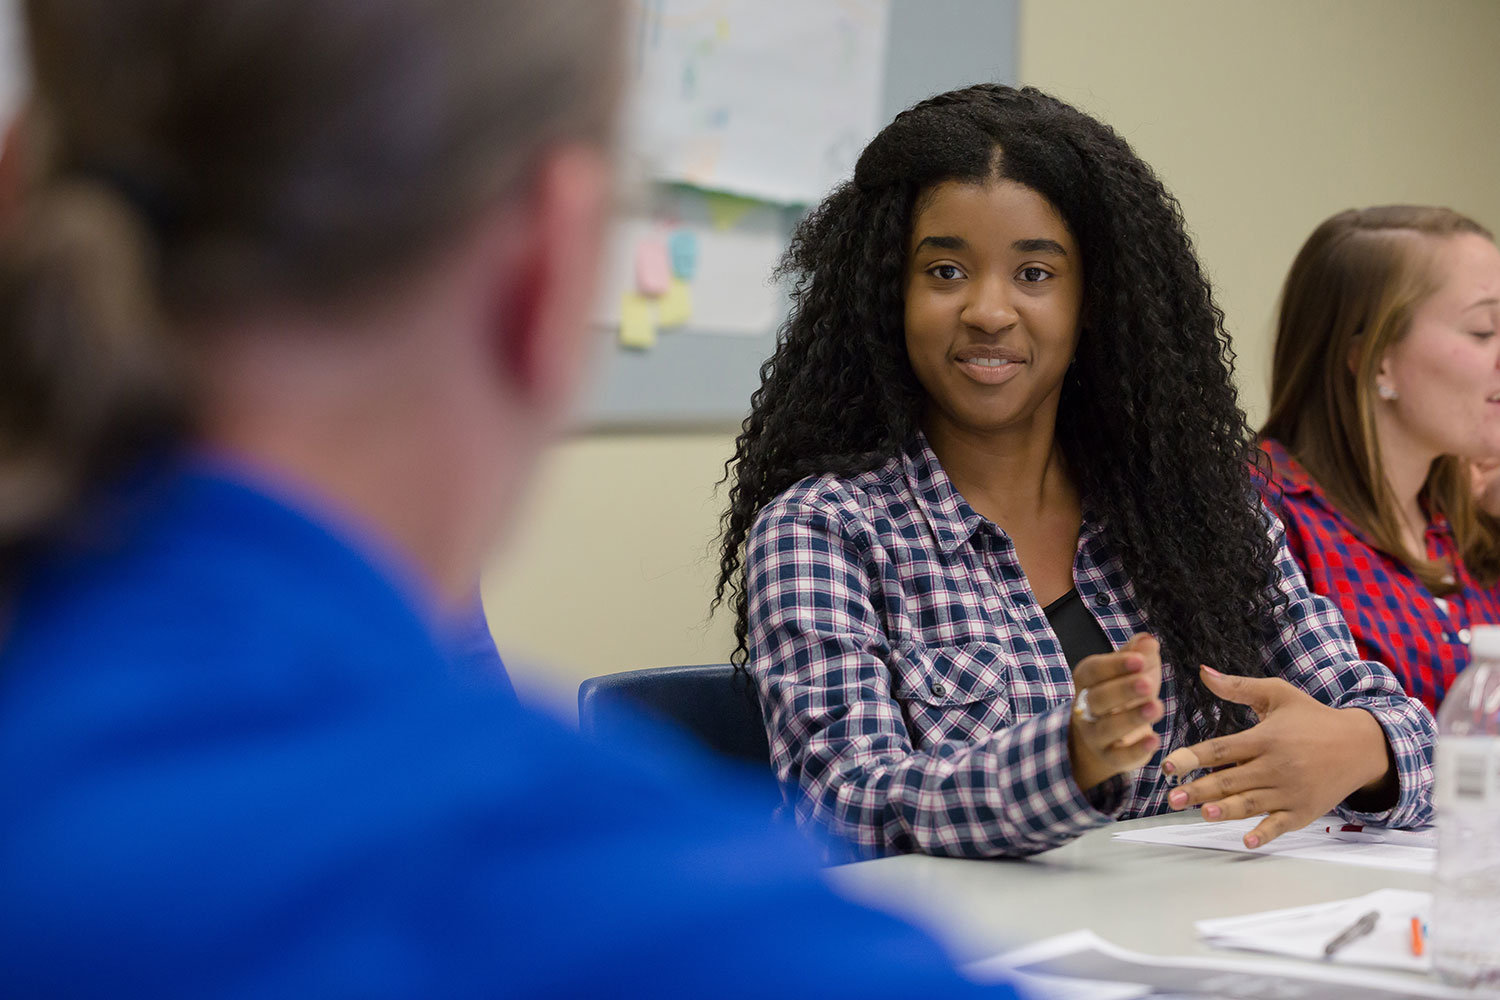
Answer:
578;663;772;769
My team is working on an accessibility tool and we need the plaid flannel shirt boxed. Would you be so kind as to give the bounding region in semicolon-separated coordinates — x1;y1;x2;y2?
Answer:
1259;438;1500;712
747;434;1435;859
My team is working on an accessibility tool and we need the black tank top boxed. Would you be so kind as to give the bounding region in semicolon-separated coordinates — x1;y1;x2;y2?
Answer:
1042;587;1112;669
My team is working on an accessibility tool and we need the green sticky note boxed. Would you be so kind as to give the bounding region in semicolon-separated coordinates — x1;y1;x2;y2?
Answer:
706;191;758;231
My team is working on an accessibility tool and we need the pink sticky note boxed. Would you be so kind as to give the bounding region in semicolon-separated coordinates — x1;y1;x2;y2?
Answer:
634;236;672;296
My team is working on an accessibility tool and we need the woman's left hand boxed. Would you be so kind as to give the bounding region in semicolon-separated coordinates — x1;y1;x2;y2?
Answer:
1160;665;1394;849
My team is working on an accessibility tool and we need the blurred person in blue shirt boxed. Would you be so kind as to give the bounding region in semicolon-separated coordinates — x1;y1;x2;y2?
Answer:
0;1;1017;997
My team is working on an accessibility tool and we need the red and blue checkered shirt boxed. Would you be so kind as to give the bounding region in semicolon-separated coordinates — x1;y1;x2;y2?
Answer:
1258;438;1500;712
746;434;1434;859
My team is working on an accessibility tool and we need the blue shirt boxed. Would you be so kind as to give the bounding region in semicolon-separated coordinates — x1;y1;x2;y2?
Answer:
0;460;1006;999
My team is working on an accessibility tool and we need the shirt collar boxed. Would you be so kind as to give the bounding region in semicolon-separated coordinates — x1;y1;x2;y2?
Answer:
901;431;1107;555
1258;437;1316;497
902;431;989;554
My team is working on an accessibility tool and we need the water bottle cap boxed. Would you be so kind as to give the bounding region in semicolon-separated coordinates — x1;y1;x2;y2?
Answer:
1470;625;1500;660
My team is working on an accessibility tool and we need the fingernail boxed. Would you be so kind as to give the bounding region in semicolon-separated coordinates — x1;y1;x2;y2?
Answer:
1204;804;1221;820
1199;664;1221;678
1139;703;1156;721
1245;834;1260;849
1162;760;1176;775
1125;655;1144;672
1169;789;1186;807
1134;677;1151;695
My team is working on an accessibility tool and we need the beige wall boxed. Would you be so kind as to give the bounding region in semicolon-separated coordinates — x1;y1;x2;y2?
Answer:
482;430;739;703
1020;0;1500;429
487;0;1500;703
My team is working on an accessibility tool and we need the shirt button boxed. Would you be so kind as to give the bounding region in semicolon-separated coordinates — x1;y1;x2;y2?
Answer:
931;682;947;697
1460;628;1472;644
1093;593;1110;608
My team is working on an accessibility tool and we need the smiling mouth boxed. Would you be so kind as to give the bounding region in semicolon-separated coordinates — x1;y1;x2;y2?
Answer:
954;354;1024;385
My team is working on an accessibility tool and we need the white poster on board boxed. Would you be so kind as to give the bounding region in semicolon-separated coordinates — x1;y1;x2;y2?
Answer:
625;0;891;206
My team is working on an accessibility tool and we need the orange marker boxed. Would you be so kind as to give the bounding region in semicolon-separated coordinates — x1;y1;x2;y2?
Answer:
1410;916;1425;957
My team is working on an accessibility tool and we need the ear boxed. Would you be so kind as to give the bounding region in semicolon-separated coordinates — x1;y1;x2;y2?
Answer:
0;108;30;234
1345;331;1364;377
488;144;612;412
1372;347;1394;383
1346;330;1395;388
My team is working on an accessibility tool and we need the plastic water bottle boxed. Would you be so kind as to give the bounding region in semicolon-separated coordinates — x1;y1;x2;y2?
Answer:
1433;624;1500;988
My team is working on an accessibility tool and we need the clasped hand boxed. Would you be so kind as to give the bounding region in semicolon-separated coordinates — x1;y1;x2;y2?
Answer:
1068;633;1164;794
1161;665;1395;849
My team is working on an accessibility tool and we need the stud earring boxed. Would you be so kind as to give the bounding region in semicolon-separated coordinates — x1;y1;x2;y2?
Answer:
1377;383;1398;401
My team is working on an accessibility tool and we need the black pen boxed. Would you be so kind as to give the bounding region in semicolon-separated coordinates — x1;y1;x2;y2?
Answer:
1323;909;1380;958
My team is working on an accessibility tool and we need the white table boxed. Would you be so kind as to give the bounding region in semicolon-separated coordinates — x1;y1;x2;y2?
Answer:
824;812;1435;983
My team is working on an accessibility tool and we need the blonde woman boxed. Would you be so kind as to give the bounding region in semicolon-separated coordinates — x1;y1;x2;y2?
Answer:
1260;206;1500;711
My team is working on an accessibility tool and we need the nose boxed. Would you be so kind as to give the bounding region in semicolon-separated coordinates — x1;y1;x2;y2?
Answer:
959;273;1019;335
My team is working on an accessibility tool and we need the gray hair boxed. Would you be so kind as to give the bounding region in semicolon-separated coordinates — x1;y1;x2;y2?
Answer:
0;0;624;553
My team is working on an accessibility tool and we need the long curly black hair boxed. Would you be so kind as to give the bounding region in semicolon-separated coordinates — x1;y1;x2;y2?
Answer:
714;84;1284;741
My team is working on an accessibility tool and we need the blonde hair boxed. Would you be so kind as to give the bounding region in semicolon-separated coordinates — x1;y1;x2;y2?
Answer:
1262;205;1500;590
0;0;623;554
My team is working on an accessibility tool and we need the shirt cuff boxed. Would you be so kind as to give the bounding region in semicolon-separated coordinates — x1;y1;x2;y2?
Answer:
1335;701;1435;829
989;703;1125;854
1085;773;1129;814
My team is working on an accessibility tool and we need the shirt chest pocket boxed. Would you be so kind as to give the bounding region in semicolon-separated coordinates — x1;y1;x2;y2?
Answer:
888;642;1015;749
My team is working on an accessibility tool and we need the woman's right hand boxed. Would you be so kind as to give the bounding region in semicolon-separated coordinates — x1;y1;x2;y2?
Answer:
1068;633;1164;793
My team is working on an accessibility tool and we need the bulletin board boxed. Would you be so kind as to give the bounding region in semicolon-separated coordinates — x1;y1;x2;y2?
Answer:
580;0;1020;430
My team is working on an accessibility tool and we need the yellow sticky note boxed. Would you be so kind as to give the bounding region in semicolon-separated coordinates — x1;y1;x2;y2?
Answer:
657;277;693;328
618;292;657;350
706;191;758;231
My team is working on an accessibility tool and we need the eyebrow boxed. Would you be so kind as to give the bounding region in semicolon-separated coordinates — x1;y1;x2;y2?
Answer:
914;235;967;252
1465;297;1500;311
912;235;1070;255
1013;238;1068;256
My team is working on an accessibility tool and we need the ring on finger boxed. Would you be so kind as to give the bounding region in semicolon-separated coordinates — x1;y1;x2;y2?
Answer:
1074;688;1097;723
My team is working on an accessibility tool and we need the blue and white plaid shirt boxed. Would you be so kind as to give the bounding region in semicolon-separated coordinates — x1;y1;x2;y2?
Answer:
746;434;1435;859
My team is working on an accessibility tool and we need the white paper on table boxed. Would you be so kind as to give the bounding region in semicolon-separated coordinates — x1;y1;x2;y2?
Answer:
1195;888;1431;973
999;969;1152;1000
967;929;1478;1000
624;0;891;205
1112;815;1436;874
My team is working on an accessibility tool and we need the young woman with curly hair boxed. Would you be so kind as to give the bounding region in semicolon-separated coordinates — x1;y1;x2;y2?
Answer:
715;84;1434;860
1260;207;1500;712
